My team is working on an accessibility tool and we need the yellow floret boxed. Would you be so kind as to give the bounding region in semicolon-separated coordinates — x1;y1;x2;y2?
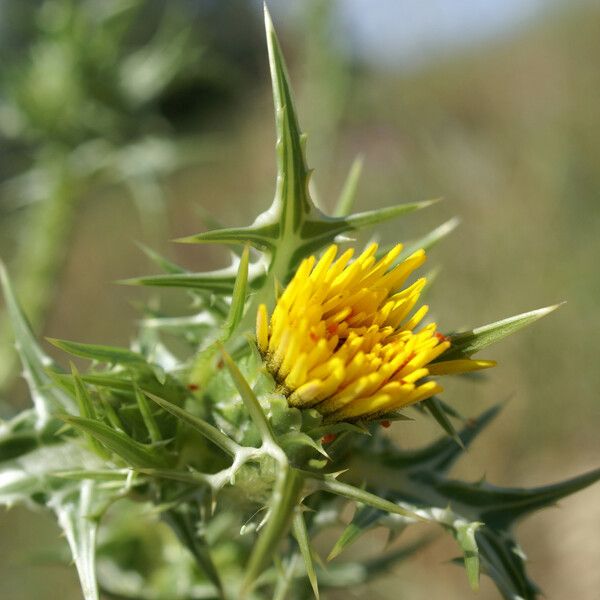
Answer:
256;243;495;422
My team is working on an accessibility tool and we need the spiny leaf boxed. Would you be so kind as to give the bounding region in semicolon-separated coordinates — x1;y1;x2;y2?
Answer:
0;261;75;423
264;4;314;232
120;271;237;293
439;304;562;361
176;224;278;251
219;345;277;446
380;404;503;474
475;528;540;600
300;198;438;252
439;466;600;529
340;198;439;231
48;338;146;366
334;155;364;217
309;473;424;522
134;384;161;444
278;431;329;459
98;394;125;432
50;371;132;393
71;364;109;458
222;244;250;339
292;511;320;599
137;242;186;274
422;396;464;449
398;216;460;259
455;521;482;591
144;391;239;456
328;505;383;561
188;209;243;256
195;204;229;233
60;415;168;468
71;364;97;420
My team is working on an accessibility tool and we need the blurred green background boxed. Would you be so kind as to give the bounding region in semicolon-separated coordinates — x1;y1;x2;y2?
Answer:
1;0;598;598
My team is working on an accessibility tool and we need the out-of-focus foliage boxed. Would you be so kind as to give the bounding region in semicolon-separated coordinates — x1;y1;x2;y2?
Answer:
0;0;263;392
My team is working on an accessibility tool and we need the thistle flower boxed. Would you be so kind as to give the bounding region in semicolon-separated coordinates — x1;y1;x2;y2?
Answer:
256;243;495;422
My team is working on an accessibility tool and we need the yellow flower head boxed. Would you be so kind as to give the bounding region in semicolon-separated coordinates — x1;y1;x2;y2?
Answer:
256;243;494;422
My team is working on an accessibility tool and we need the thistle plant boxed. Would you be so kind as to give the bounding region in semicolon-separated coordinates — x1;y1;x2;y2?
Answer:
1;8;598;600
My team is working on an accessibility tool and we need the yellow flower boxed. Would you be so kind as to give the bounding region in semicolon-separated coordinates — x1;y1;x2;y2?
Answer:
256;243;494;422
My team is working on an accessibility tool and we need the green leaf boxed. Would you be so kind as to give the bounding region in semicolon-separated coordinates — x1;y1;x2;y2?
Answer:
137;242;187;274
278;431;329;459
398;216;460;259
264;4;314;234
60;415;168;468
119;270;237;293
422;397;464;449
71;365;109;458
334;155;364;217
455;521;482;591
175;224;278;251
292;512;319;599
134;384;161;444
48;338;146;366
193;207;244;257
0;261;76;424
475;528;540;600
222;245;250;339
439;304;562;360
438;466;600;529
309;474;424;522
299;199;439;255
380;404;503;474
219;345;277;447
328;504;383;561
71;365;96;420
339;199;439;231
144;391;239;456
49;371;129;394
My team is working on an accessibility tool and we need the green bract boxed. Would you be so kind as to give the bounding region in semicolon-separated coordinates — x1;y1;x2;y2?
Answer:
0;8;597;600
